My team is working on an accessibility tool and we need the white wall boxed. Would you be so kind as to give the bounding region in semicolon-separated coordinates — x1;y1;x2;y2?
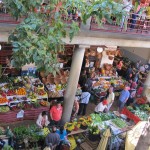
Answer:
120;47;150;63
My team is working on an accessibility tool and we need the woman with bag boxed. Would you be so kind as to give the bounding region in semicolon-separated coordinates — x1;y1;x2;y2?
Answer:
78;87;91;116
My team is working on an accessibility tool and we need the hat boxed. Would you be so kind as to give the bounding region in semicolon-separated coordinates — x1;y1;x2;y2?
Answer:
102;100;108;105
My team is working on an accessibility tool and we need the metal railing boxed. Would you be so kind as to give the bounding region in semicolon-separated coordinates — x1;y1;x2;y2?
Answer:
0;13;23;24
90;13;150;36
0;13;81;27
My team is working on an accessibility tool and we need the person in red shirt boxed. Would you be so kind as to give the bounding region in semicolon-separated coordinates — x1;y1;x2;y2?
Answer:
50;102;63;126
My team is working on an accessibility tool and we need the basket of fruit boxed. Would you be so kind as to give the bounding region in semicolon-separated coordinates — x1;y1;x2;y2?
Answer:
40;100;50;107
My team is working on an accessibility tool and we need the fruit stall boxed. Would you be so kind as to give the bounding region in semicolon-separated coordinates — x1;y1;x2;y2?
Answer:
40;70;82;99
0;76;50;123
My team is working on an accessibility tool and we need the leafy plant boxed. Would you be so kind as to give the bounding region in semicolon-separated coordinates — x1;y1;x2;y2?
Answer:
3;0;124;74
88;125;100;135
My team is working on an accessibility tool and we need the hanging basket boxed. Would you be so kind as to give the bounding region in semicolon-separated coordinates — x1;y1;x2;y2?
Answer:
47;73;54;79
40;71;46;78
54;78;61;84
108;56;114;60
90;51;96;57
64;70;69;76
97;53;102;59
61;77;67;84
47;78;54;84
42;78;47;84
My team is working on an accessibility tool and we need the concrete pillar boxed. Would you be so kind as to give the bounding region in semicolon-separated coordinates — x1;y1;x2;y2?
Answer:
143;71;150;101
61;45;89;124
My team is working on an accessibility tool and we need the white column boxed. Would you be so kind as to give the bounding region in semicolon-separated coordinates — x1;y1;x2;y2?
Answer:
61;44;89;124
143;71;150;101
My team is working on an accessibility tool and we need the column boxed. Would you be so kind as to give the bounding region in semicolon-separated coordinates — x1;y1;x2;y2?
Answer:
61;44;89;124
143;71;150;99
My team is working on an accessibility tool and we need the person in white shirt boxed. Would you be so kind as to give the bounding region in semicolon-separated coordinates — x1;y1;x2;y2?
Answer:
78;87;91;116
120;0;132;29
36;111;50;128
107;87;115;111
95;99;108;113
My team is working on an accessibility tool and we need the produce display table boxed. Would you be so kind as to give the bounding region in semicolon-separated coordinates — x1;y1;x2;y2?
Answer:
121;108;141;124
0;106;49;123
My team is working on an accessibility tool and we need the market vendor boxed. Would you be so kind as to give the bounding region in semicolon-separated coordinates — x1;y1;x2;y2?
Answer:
95;98;108;113
106;87;115;111
36;111;50;128
50;102;63;126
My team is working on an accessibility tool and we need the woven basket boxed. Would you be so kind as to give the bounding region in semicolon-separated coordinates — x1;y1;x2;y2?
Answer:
61;77;67;84
64;70;69;76
40;71;46;78
54;78;61;84
47;78;54;84
90;51;96;56
47;73;54;79
42;78;47;84
97;53;102;59
108;56;114;60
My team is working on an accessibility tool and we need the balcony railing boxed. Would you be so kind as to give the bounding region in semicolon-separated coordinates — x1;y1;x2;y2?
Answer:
90;13;150;36
0;13;24;24
0;13;81;27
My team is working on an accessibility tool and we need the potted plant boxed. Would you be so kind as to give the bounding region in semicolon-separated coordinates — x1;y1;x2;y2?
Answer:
88;125;100;141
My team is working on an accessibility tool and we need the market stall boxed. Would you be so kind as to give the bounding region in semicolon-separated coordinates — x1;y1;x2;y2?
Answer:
0;76;50;123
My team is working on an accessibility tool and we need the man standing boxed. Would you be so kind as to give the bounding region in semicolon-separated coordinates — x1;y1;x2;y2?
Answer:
50;102;63;126
118;85;130;112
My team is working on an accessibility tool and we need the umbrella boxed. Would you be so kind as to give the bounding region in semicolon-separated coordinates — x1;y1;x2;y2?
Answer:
97;128;111;150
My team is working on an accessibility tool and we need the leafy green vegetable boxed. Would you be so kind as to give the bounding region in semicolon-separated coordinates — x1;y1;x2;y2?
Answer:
112;118;127;128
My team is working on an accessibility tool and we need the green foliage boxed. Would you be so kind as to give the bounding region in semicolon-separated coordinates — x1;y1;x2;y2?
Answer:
4;0;124;74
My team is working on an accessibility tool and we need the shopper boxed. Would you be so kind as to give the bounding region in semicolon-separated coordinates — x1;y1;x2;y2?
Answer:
116;60;123;76
95;98;108;113
50;102;63;126
45;126;60;150
134;71;140;83
56;126;70;149
78;87;91;116
118;85;130;112
36;111;50;128
106;87;115;111
72;96;79;117
139;64;146;73
120;0;132;30
125;65;133;80
136;60;141;69
79;69;87;88
56;126;67;141
126;84;137;106
136;83;144;97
